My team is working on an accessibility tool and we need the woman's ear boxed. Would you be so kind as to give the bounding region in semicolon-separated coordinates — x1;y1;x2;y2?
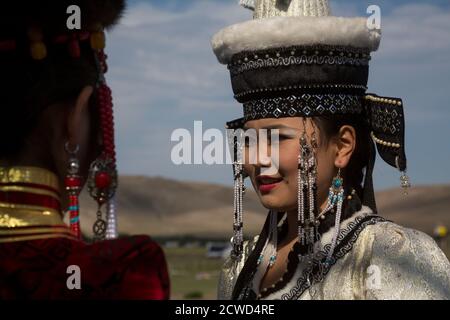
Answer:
66;86;94;148
334;125;356;169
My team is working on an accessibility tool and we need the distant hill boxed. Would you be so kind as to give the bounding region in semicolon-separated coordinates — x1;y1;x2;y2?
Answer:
77;176;450;239
376;184;450;235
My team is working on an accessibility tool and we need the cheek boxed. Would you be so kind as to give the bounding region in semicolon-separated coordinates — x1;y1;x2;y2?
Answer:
243;163;253;182
258;141;299;210
277;141;299;179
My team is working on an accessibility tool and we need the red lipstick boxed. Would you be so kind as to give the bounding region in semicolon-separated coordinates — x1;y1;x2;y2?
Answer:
257;175;282;193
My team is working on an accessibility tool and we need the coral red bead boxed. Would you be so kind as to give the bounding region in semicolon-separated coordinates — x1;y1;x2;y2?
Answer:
95;171;111;189
65;176;81;187
68;39;81;58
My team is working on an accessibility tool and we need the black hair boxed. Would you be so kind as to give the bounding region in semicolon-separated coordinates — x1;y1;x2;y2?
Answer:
312;114;370;200
0;42;99;157
0;0;125;158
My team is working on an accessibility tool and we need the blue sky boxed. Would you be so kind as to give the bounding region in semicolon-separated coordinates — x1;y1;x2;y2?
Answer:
106;0;450;190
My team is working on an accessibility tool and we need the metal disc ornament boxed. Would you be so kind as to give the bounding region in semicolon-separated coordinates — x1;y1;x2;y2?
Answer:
88;157;117;242
93;218;107;240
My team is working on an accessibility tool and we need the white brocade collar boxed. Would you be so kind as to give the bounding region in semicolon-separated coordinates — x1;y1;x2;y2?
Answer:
238;206;386;300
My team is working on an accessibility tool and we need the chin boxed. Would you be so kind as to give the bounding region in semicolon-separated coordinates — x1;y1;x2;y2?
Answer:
258;193;295;212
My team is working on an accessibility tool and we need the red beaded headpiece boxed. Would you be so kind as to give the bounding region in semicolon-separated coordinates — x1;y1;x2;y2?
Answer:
0;25;119;241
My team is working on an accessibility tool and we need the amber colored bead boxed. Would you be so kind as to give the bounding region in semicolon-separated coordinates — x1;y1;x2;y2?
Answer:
30;42;47;60
90;31;106;50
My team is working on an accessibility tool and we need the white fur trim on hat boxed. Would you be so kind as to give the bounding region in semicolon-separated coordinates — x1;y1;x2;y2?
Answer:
212;16;381;64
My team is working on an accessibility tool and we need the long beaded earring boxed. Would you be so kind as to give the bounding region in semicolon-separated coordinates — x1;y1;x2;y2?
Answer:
88;158;117;241
228;128;245;260
297;119;308;247
297;119;319;258
87;46;118;242
308;122;320;247
323;168;344;265
395;156;411;195
64;142;82;239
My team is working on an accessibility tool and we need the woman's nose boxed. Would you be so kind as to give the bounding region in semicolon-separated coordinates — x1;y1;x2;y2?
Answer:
256;146;272;167
248;138;271;168
244;131;273;167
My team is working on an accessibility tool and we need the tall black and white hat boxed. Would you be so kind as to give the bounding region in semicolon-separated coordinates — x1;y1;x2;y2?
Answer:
212;0;407;175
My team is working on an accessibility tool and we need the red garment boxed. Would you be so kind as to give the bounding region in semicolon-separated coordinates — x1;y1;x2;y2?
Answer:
0;235;170;299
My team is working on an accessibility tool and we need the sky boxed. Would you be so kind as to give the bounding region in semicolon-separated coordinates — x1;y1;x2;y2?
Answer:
105;0;450;190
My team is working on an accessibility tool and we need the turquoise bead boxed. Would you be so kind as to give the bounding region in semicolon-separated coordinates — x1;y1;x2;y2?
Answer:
333;178;342;188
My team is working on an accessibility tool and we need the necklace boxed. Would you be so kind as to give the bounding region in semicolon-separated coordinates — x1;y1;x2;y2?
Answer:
254;200;342;298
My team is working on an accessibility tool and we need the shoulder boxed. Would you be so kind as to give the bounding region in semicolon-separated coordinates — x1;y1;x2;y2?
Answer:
221;235;260;265
244;235;260;256
359;220;450;299
90;235;166;259
86;235;170;299
218;235;259;299
220;235;260;272
363;220;447;265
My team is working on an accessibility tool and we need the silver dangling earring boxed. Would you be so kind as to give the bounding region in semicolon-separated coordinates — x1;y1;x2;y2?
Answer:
297;119;319;258
105;197;118;239
297;120;308;247
308;123;320;247
395;156;411;195
232;161;244;260
64;142;82;239
87;157;118;242
228;128;245;260
297;132;305;246
324;168;344;266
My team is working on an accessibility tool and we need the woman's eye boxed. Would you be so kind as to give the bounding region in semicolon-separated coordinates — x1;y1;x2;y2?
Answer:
244;138;256;148
271;134;290;143
265;134;279;145
243;132;290;147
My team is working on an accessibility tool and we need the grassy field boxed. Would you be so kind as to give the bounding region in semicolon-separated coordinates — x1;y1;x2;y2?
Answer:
163;236;450;300
163;246;224;300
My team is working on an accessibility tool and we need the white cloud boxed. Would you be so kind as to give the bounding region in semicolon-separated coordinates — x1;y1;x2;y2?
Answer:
379;3;450;61
103;1;252;178
364;3;450;124
107;1;249;118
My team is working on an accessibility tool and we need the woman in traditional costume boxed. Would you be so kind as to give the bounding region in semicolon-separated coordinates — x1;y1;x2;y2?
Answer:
212;0;450;300
0;0;169;299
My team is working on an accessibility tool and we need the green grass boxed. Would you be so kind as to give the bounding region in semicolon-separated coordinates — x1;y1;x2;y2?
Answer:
163;247;224;300
162;237;450;300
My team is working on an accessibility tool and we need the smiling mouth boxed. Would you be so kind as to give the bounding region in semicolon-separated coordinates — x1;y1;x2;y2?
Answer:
256;175;283;193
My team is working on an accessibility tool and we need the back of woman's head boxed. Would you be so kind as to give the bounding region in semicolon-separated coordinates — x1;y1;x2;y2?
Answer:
0;0;125;157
